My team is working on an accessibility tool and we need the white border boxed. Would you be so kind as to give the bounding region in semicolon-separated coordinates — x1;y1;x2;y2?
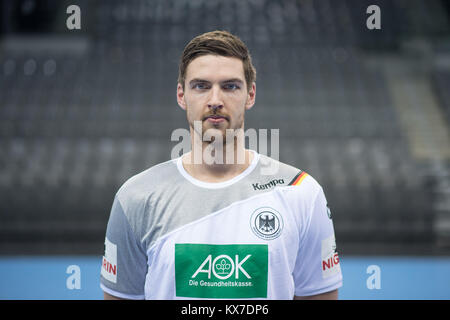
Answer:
176;150;260;189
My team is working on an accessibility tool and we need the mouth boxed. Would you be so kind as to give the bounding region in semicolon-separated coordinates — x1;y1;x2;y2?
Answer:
203;115;228;124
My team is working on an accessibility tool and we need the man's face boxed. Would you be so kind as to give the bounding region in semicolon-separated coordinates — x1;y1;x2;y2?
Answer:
177;55;256;141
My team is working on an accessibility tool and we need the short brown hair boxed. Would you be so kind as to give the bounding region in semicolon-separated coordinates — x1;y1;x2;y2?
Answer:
178;30;256;91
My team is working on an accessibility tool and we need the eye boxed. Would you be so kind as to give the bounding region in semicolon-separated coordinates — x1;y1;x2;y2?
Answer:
223;83;240;91
192;82;210;90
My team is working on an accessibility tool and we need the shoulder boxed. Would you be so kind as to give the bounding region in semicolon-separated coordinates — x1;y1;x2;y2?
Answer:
258;154;322;193
256;155;324;218
115;158;179;215
258;156;326;229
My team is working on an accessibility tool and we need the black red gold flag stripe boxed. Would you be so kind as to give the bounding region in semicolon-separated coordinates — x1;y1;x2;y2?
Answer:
288;171;308;186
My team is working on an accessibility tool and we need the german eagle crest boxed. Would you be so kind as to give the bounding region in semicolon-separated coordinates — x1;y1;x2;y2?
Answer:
250;207;283;240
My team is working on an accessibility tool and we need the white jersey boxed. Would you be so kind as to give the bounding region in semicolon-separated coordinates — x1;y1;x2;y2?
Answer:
100;151;343;299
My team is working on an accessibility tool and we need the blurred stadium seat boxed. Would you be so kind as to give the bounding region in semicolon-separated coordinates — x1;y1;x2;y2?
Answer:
0;0;449;255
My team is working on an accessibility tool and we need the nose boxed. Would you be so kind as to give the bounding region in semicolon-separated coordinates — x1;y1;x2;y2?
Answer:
208;104;223;112
207;85;223;111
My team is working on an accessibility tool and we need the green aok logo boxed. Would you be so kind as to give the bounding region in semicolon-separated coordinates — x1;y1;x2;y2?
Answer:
192;254;252;280
175;244;268;298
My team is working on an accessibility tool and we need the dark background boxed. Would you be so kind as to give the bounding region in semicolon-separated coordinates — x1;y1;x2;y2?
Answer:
0;0;449;256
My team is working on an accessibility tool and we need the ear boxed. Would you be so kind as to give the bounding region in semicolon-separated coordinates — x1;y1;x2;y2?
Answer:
177;83;187;110
245;82;256;110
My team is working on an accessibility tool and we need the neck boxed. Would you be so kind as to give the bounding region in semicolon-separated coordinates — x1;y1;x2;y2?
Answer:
182;129;253;183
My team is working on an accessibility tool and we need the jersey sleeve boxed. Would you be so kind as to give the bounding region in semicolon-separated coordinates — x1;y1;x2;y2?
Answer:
100;195;148;299
292;186;343;297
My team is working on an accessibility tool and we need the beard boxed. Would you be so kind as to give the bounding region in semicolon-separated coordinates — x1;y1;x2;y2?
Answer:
185;102;246;146
189;116;246;145
186;113;246;165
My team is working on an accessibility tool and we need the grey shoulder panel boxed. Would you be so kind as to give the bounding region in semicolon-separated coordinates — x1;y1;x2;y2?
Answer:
115;158;180;241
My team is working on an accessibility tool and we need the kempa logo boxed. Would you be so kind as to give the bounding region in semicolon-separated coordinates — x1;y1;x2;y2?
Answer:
192;254;252;280
252;178;284;190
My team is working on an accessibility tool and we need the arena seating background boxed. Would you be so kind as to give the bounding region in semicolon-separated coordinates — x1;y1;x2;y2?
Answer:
0;0;449;256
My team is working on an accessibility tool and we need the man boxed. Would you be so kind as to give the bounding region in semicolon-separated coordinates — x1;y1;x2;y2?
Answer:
101;30;342;300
